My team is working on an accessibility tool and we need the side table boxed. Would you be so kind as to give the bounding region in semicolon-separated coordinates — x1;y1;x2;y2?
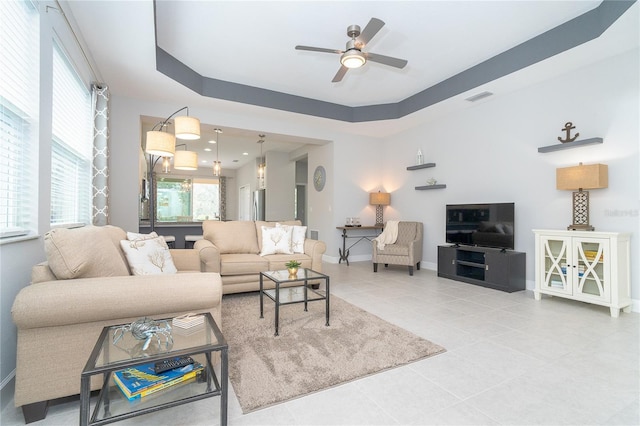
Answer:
80;312;227;425
336;225;383;265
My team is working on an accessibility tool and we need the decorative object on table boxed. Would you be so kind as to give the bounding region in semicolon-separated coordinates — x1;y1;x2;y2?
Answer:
113;359;204;400
144;106;201;232
369;191;391;226
416;148;423;165
558;121;579;143
172;313;205;329
113;317;173;351
345;217;361;227
313;165;326;191
285;260;301;276
426;177;437;185
556;162;608;231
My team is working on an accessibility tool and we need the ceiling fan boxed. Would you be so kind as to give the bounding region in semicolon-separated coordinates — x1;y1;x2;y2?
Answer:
295;17;408;83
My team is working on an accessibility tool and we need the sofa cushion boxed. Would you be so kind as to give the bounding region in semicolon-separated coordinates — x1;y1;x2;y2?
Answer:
203;221;259;254
120;236;178;275
260;225;293;256
264;254;311;271
376;244;410;256
220;254;268;275
44;226;130;280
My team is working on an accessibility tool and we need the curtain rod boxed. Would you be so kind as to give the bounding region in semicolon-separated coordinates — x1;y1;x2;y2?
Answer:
47;1;100;84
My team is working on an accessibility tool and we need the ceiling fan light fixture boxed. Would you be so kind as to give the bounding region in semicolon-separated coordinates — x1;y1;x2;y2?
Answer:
340;50;366;69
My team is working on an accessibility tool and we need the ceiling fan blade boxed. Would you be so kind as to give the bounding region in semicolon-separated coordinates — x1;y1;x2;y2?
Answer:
365;52;408;69
332;66;348;83
295;45;343;55
356;18;385;48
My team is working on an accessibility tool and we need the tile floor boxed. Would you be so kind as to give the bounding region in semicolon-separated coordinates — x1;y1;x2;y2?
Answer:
2;261;638;425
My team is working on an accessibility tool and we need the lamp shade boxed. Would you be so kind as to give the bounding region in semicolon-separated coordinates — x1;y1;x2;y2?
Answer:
145;131;175;157
174;150;198;170
369;192;391;206
174;116;201;140
556;163;608;190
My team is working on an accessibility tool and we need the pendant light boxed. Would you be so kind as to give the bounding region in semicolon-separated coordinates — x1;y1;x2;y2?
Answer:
213;128;222;177
257;134;266;181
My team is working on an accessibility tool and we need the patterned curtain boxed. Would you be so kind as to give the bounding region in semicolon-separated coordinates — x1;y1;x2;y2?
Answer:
92;84;109;225
219;176;226;220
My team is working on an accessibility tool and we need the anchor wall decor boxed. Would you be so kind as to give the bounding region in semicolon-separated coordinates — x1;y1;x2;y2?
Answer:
558;121;580;143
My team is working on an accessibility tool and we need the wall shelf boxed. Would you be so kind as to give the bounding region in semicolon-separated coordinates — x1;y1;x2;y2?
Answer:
415;184;446;190
406;163;436;170
538;137;603;153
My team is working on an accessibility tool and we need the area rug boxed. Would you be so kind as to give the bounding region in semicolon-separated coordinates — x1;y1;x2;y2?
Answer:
222;292;446;413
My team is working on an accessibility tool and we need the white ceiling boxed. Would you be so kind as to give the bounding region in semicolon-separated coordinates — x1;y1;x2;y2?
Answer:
65;0;639;169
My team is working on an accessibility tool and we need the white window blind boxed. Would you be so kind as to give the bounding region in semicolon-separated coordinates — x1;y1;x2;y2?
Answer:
51;41;92;226
0;0;39;238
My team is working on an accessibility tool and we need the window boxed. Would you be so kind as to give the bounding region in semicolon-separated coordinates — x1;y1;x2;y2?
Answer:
155;177;220;222
0;0;39;238
50;41;92;226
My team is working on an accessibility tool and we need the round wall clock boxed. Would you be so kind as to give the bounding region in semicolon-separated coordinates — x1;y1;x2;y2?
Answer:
313;165;326;191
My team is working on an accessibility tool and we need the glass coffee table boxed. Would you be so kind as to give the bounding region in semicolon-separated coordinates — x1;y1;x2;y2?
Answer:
80;312;227;426
260;268;330;336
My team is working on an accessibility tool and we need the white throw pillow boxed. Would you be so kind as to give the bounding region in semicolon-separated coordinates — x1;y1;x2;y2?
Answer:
276;223;307;254
120;236;177;275
290;225;307;253
127;231;159;241
260;226;293;256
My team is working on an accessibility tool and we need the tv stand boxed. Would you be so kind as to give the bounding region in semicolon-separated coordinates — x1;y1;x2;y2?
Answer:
438;245;525;292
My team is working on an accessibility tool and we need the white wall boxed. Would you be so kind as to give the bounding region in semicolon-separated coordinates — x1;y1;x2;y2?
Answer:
264;151;296;221
381;48;639;295
2;15;637;408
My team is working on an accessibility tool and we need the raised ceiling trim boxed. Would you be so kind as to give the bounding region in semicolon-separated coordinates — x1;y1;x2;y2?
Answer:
154;0;634;123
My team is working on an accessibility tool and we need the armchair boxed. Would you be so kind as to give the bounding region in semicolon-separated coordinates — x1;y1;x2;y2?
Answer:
372;221;423;276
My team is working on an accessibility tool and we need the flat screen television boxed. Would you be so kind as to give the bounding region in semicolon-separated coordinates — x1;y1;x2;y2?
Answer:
446;203;515;250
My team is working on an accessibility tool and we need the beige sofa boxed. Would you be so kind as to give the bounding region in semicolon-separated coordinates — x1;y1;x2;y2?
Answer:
11;225;222;423
195;220;326;294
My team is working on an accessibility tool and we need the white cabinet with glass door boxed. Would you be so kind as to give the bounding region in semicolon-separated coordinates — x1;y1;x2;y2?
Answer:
533;230;631;317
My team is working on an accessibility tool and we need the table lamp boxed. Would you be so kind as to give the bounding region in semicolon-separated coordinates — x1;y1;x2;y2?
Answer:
370;191;390;226
556;162;608;231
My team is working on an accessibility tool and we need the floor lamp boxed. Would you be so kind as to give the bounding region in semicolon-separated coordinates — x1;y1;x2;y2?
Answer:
144;107;201;231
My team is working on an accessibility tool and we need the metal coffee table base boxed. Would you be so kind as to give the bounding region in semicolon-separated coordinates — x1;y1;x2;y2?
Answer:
260;269;330;336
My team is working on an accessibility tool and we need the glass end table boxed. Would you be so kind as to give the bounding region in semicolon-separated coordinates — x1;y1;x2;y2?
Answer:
80;312;227;426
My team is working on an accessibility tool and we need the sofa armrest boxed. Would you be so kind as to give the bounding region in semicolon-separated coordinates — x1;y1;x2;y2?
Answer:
195;239;221;273
169;248;201;271
304;239;326;272
12;273;222;329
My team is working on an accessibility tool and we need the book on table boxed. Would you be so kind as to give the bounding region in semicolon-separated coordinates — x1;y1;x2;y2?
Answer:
113;359;204;400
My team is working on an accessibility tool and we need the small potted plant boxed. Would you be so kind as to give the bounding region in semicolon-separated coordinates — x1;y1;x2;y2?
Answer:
285;260;301;276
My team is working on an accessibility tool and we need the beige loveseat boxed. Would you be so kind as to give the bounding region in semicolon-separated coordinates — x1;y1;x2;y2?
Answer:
195;220;326;294
11;225;222;423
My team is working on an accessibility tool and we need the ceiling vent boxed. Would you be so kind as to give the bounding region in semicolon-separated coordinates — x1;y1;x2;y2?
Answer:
465;91;494;102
